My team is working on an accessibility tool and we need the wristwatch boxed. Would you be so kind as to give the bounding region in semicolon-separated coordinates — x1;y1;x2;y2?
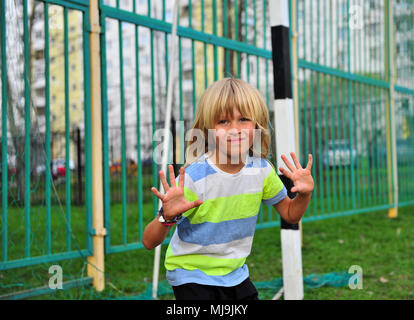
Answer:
158;207;181;225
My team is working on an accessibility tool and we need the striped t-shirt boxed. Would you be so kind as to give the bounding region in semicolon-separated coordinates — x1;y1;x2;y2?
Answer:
164;152;287;287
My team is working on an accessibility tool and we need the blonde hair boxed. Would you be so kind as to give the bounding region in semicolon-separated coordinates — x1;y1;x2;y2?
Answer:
184;78;272;167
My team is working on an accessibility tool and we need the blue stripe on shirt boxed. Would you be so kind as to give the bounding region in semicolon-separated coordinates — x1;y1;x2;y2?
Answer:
245;157;268;168
167;264;249;287
262;186;287;206
185;159;217;182
177;215;258;246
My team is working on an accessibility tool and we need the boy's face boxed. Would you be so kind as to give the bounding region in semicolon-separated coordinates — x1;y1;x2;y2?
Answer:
212;107;256;163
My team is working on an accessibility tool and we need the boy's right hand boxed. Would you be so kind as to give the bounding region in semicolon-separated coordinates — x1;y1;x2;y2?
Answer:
151;165;203;221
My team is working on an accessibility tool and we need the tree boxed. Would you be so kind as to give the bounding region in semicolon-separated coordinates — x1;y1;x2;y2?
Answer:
3;0;41;204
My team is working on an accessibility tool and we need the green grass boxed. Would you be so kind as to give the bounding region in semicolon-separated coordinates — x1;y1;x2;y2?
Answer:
1;205;413;299
250;205;414;299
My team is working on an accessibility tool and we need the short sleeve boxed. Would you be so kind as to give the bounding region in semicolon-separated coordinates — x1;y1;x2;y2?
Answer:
262;164;287;206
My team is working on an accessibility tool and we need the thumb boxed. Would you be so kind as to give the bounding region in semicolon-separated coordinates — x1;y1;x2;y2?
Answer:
193;199;203;207
186;199;203;211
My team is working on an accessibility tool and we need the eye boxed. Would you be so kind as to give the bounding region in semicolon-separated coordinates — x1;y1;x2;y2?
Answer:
218;119;227;124
240;117;250;122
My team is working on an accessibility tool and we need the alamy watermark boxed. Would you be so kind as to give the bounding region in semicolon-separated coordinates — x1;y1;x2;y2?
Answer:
48;265;63;290
348;265;363;290
349;5;364;30
152;126;265;166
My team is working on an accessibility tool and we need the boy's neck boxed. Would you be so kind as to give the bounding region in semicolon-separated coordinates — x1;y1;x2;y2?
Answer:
209;150;248;174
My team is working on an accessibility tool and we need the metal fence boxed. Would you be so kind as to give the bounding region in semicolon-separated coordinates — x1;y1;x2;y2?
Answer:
295;0;414;223
1;0;93;271
0;0;413;292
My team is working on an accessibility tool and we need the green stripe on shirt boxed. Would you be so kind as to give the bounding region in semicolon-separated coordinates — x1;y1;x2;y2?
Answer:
183;192;263;224
263;168;285;200
165;245;247;276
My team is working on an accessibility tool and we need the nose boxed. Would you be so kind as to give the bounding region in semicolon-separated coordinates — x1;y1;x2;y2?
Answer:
228;121;241;134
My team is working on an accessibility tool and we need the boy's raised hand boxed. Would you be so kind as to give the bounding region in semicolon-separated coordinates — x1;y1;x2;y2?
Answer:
279;152;314;195
151;165;203;221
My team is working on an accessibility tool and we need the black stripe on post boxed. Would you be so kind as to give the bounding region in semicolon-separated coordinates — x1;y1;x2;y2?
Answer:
271;22;297;230
279;174;299;230
271;25;292;99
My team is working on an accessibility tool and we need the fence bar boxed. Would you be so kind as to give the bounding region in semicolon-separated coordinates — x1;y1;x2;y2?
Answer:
83;8;93;253
290;0;303;235
363;84;371;206
1;0;8;262
23;0;31;258
322;1;330;213
303;2;309;211
64;7;72;251
357;77;362;207
373;85;380;206
0;277;93;300
347;0;356;210
178;34;183;125
201;0;207;88
334;77;340;211
298;60;390;88
352;7;359;207
44;3;52;256
0;249;92;271
189;0;196;115
385;0;398;218
339;79;344;209
329;74;335;211
256;0;263;224
117;15;128;245
178;35;185;165
377;13;386;205
134;23;143;242
87;0;105;291
212;0;218;80
254;0;259;87
370;8;379;207
379;88;386;203
235;0;240;77
150;28;157;216
310;1;316;215
329;10;335;210
100;13;111;253
370;83;376;207
316;0;324;213
264;0;272;222
244;0;250;82
223;0;229;76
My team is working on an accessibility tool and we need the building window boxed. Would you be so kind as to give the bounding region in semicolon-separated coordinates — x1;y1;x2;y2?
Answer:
35;50;44;59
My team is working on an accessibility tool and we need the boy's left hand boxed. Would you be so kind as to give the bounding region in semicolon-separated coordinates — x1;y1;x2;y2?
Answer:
279;152;314;195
